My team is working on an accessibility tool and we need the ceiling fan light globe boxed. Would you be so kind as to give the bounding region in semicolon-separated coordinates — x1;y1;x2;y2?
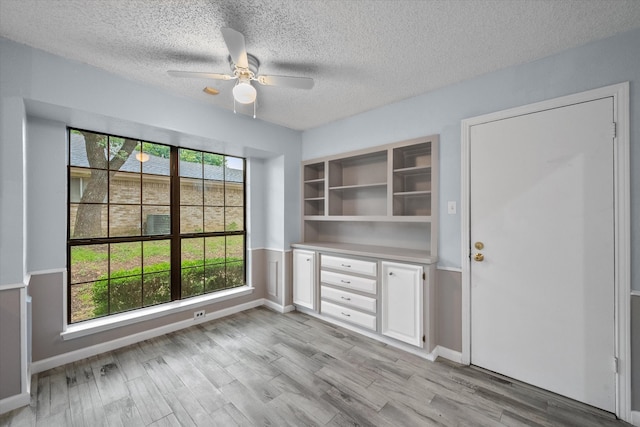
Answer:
233;82;257;104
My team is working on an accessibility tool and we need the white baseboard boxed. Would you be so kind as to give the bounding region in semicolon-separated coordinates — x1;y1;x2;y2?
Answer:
430;345;464;364
31;299;264;374
262;299;295;313
0;392;30;415
631;410;640;426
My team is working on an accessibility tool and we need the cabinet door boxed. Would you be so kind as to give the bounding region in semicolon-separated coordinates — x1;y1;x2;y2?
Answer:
293;250;316;310
381;261;423;347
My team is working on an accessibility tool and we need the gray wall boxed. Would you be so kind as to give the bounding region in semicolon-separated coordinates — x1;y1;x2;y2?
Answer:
633;296;640;410
303;27;640;409
0;288;21;399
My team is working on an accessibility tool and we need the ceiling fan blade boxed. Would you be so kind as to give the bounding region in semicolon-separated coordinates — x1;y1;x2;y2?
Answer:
168;70;233;80
221;28;249;69
256;75;314;90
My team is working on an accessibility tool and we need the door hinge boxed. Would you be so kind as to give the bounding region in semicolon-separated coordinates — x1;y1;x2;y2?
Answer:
422;335;426;342
422;272;426;280
613;356;619;373
611;122;617;138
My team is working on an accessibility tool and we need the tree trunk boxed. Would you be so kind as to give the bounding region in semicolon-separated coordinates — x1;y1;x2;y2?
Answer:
73;132;138;238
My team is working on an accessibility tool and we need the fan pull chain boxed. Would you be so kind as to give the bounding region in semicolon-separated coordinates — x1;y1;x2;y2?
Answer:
253;101;256;119
233;98;237;114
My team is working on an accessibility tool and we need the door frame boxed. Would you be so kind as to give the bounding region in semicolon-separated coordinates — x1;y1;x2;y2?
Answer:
460;82;630;421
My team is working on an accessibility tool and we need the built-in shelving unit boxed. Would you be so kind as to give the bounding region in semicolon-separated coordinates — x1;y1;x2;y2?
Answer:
303;162;325;216
300;135;438;258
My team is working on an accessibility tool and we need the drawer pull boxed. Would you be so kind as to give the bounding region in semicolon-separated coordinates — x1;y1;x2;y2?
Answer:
340;279;351;284
341;264;351;268
341;312;351;317
340;296;351;301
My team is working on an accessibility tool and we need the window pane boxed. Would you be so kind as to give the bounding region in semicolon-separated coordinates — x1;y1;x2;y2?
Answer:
109;136;140;172
225;181;244;206
109;205;141;237
204;180;224;206
141;142;170;176
142;175;170;205
205;264;225;293
110;172;141;204
143;240;171;272
70;130;108;169
225;207;243;231
110;275;142;314
143;272;171;306
182;238;204;265
204;237;226;263
204;206;224;232
143;206;171;236
226;235;244;259
70;281;106;322
70;244;108;284
180;206;203;234
70;203;108;239
226;261;244;287
110;242;142;274
180;177;203;205
179;149;203;178
182;267;204;298
69;167;108;203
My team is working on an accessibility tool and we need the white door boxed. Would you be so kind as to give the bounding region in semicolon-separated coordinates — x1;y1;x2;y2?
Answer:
293;249;316;309
470;97;615;412
381;261;423;347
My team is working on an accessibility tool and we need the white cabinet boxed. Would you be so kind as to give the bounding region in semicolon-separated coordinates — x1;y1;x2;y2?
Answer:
293;249;316;310
381;261;424;347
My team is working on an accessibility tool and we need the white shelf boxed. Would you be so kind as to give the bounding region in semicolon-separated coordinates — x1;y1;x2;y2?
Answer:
329;182;386;191
304;215;431;223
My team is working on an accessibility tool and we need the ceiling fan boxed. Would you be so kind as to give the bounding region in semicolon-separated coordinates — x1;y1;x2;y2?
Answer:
168;28;314;117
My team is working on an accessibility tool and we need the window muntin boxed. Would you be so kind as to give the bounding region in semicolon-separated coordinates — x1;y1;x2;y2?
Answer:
67;129;246;323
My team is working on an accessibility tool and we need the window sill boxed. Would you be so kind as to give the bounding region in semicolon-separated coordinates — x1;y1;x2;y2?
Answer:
61;285;254;340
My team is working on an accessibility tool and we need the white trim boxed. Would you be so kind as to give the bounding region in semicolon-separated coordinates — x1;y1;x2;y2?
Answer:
460;82;631;422
436;266;462;273
62;286;254;340
262;299;295;313
0;392;30;415
429;345;463;364
631;290;640;297
26;267;66;276
0;282;27;291
34;298;264;374
631;411;640;427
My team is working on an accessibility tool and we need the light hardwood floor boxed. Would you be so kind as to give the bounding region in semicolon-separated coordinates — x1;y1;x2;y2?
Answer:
0;307;630;426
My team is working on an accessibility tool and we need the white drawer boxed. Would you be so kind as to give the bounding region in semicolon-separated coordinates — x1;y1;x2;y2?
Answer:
321;270;377;295
321;255;377;277
321;286;377;313
321;301;377;331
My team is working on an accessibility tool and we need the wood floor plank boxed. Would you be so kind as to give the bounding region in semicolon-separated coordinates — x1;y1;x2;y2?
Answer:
126;374;172;425
3;307;631;427
102;396;145;427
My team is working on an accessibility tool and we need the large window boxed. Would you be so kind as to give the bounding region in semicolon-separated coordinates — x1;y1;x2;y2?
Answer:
67;129;245;323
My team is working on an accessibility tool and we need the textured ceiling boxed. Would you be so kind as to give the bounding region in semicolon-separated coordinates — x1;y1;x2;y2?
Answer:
2;0;640;131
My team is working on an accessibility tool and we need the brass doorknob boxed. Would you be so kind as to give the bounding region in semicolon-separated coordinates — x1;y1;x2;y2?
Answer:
474;253;484;262
474;242;484;250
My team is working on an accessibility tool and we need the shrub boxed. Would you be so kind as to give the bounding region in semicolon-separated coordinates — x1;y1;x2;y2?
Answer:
92;257;243;316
